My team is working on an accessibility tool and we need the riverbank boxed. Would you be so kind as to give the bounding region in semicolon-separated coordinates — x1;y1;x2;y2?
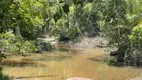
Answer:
63;36;117;55
38;35;116;55
38;34;109;49
69;36;108;49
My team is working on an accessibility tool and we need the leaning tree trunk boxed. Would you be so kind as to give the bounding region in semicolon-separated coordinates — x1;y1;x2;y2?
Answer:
15;26;21;37
66;13;70;32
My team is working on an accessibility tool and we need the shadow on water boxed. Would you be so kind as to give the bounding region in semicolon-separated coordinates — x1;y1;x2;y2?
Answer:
2;55;72;67
108;61;142;68
23;55;72;61
2;60;46;67
88;57;127;68
88;56;142;68
14;75;57;80
53;48;79;55
52;44;82;55
88;54;110;62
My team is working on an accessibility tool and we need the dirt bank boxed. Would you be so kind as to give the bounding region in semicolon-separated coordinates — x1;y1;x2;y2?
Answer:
38;34;116;54
69;36;108;49
67;36;116;54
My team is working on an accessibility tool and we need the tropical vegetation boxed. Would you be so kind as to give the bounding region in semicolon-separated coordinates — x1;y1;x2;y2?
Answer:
1;0;142;79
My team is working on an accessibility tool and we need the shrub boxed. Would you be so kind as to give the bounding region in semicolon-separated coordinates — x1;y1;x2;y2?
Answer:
0;30;36;55
0;53;9;80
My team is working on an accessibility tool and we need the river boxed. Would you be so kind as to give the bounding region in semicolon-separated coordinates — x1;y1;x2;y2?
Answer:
2;44;142;80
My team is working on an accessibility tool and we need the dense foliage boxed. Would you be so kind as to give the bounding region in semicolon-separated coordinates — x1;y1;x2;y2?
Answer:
0;31;36;55
92;0;142;66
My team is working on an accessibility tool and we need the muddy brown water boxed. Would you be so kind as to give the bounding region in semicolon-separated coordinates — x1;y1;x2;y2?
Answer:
2;45;142;80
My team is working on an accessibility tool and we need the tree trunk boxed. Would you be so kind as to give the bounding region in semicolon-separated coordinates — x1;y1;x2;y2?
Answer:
15;26;20;36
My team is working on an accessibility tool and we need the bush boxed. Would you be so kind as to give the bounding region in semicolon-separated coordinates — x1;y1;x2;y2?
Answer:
0;67;9;80
33;40;52;52
129;24;142;48
10;40;36;55
0;30;36;55
0;54;9;80
124;24;142;66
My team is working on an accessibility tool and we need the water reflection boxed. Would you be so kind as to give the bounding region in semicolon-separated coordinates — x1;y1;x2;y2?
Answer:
52;44;81;54
2;60;46;67
14;75;57;80
23;55;72;61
